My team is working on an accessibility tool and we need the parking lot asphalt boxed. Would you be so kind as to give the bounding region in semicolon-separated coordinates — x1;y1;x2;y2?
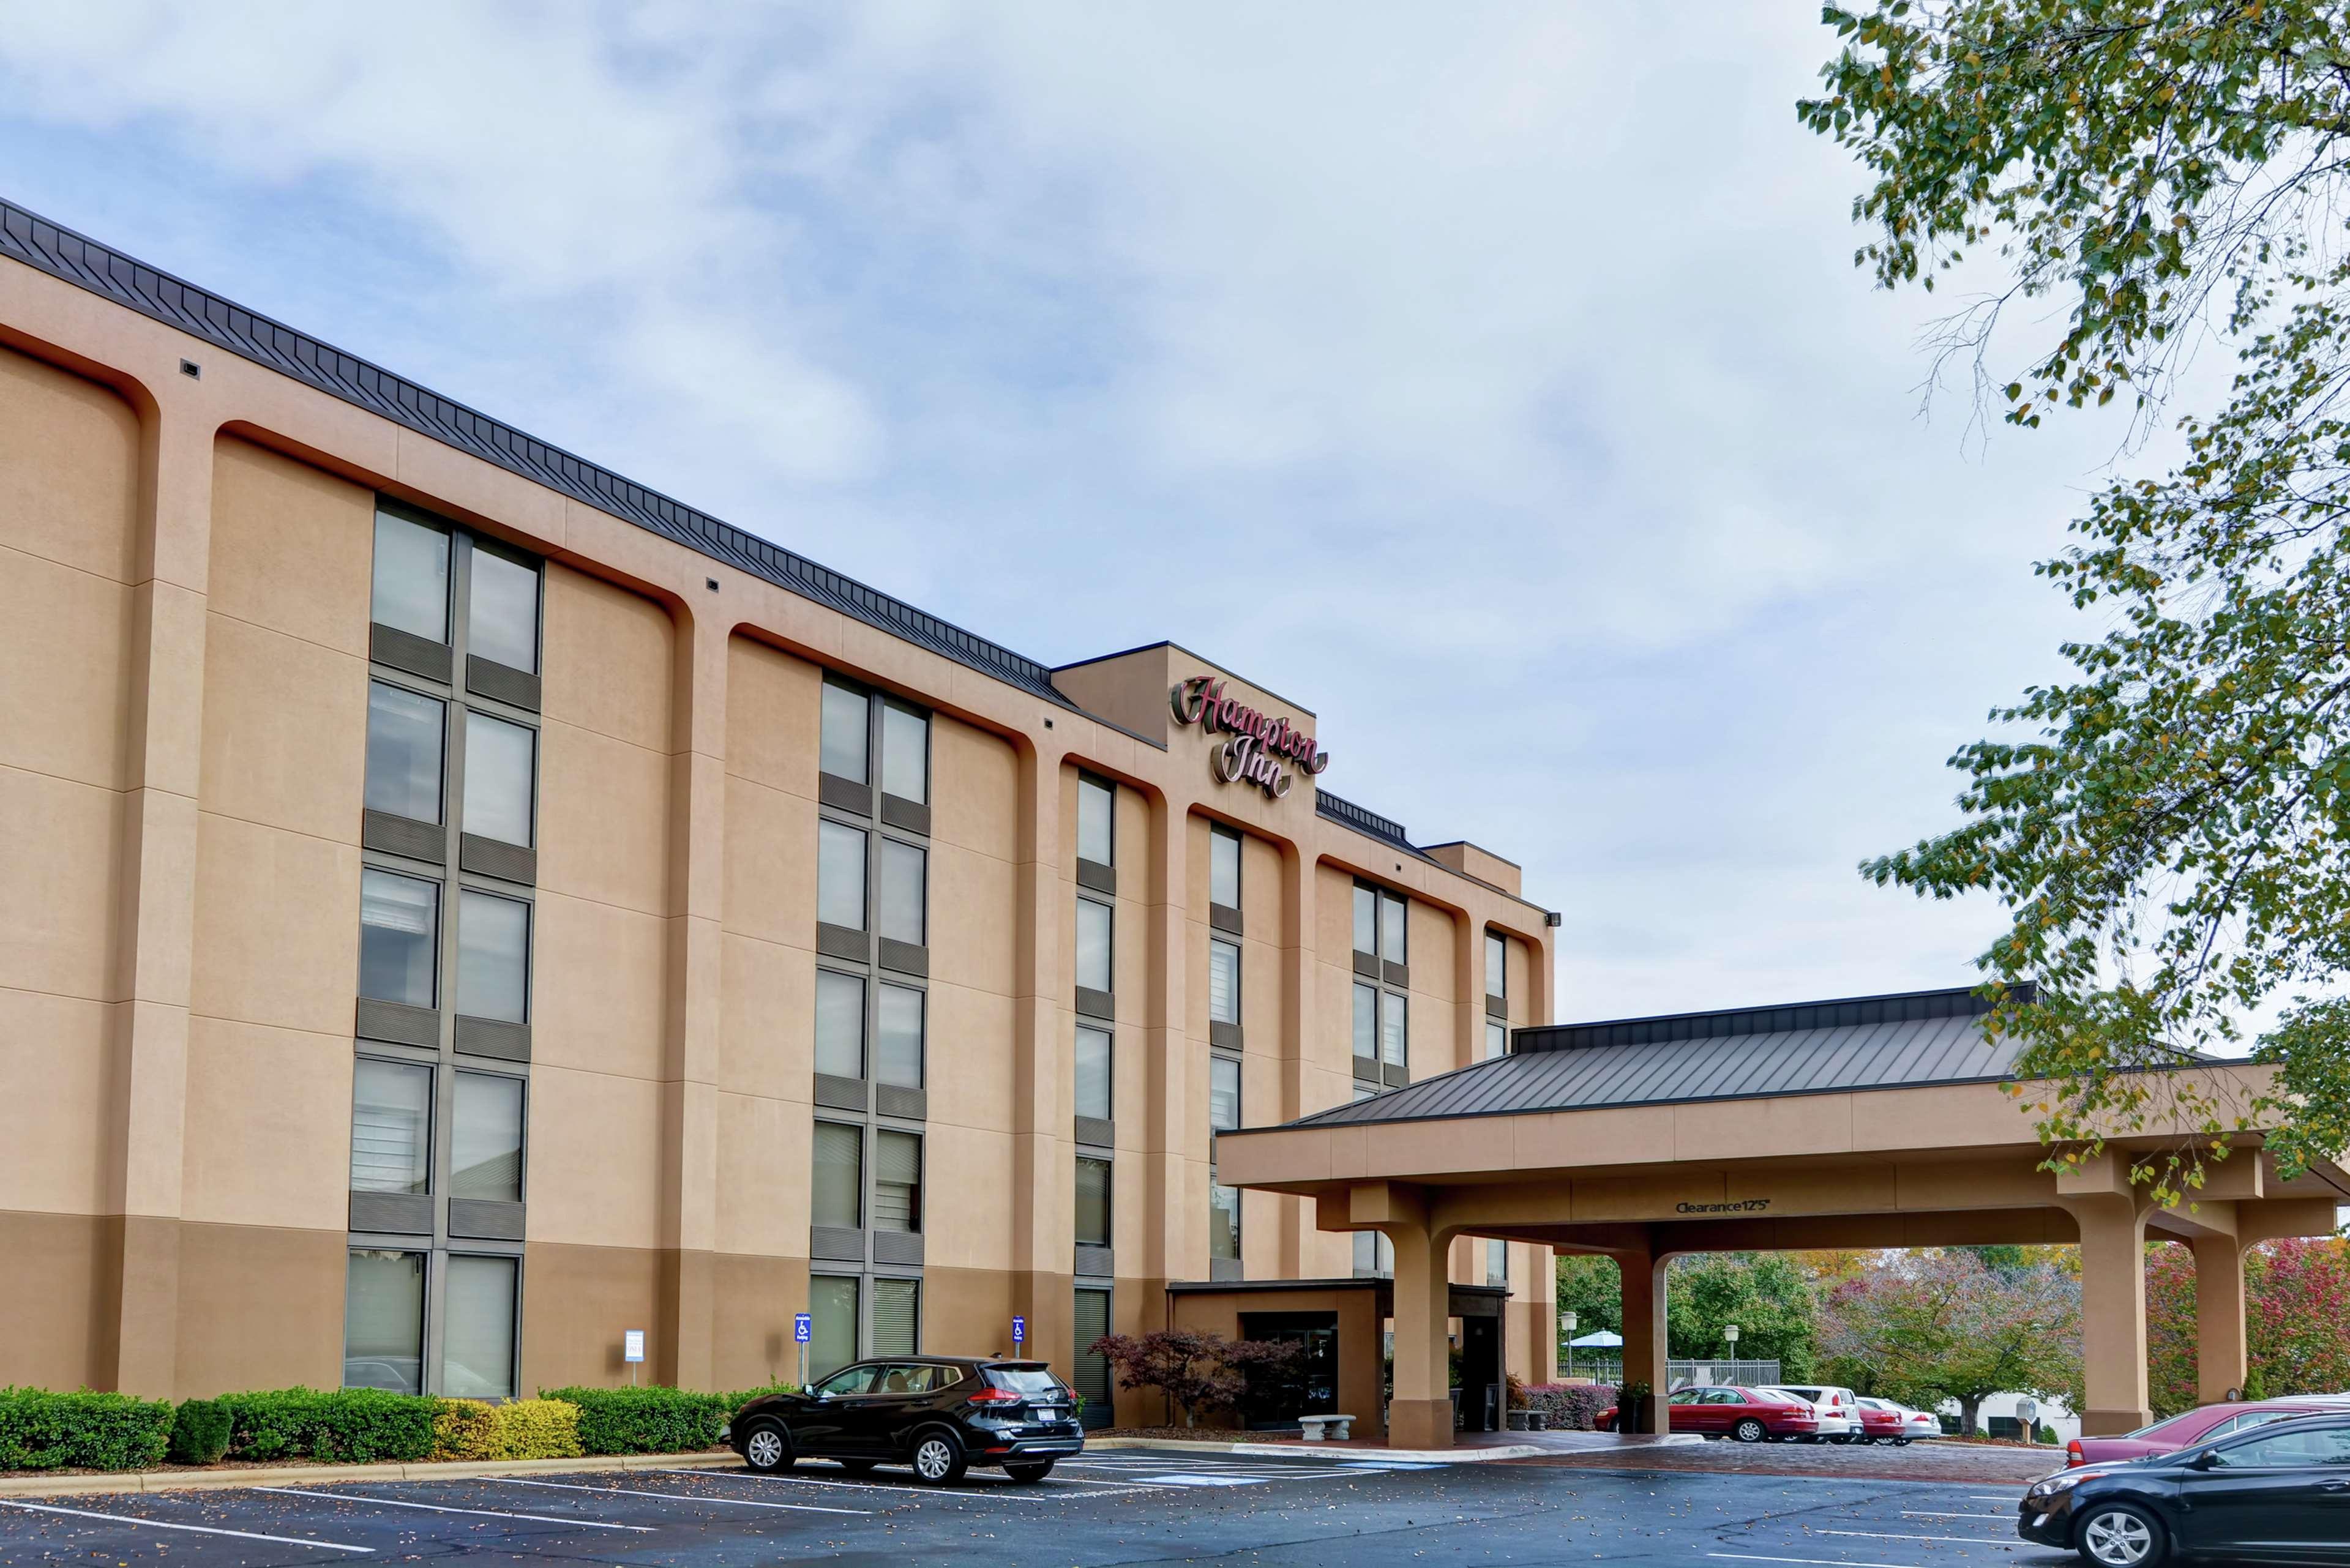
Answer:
0;1448;2071;1567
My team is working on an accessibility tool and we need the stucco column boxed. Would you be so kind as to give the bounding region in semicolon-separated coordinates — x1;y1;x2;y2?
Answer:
1009;742;1071;1372
656;609;728;1388
104;386;218;1397
1276;840;1315;1278
1616;1247;1669;1433
2192;1231;2248;1405
1371;1190;1453;1450
2060;1165;2156;1435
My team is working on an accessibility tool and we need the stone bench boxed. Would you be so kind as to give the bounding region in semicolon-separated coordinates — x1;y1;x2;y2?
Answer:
1298;1414;1356;1442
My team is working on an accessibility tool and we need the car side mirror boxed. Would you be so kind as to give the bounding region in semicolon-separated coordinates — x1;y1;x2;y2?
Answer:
2187;1449;2220;1470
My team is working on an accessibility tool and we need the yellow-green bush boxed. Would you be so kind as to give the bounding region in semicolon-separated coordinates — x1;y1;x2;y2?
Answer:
430;1399;582;1462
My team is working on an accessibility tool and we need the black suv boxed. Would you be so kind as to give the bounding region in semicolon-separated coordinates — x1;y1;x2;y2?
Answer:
725;1357;1084;1485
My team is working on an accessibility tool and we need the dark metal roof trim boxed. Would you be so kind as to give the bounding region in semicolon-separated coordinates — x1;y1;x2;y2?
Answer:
1315;788;1439;865
1515;982;2034;1056
0;195;1082;712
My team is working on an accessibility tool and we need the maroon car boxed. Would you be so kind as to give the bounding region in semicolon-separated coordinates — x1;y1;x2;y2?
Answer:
1598;1384;1820;1443
2065;1395;2350;1466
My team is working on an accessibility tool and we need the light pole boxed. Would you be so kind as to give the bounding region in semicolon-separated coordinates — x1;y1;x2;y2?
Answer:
1560;1310;1577;1381
1724;1323;1740;1379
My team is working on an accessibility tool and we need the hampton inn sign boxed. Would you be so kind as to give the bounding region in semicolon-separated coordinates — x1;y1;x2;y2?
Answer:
1170;676;1330;799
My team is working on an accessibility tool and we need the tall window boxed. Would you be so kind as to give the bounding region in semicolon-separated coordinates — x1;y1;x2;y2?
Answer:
443;1253;520;1398
365;682;444;823
451;1072;524;1202
821;679;869;783
350;1060;431;1195
371;512;449;643
1077;775;1115;866
1209;1056;1241;1134
1484;1019;1508;1061
1074;1025;1112;1121
462;712;536;848
1075;898;1113;993
876;984;924;1088
467;549;541;673
344;1249;427;1394
1208;939;1241;1026
815;970;865;1079
1380;991;1409;1070
1352;884;1377;955
1380;890;1408;965
1352;982;1378;1069
810;1275;858;1380
881;704;928;805
1486;1239;1508;1289
873;1130;922;1233
1485;931;1507;999
1075;1156;1112;1247
1072;1288;1113;1428
878;840;926;946
1210;826;1241;909
359;870;438;1007
812;1122;863;1230
870;1277;920;1357
1209;1056;1241;1267
818;821;868;930
456;892;529;1023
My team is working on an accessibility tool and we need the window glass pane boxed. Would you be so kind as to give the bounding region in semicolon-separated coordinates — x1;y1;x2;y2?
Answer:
1380;990;1408;1067
372;512;449;642
456;890;529;1023
810;1275;859;1381
876;984;923;1088
365;682;444;823
443;1254;518;1398
1352;982;1377;1062
870;1278;919;1357
359;870;438;1007
1485;933;1506;998
812;1122;863;1229
451;1072;524;1202
817;820;868;930
463;712;536;848
343;1249;425;1394
881;706;927;804
1208;939;1240;1026
1072;1288;1113;1408
815;970;865;1079
1075;1156;1112;1246
821;682;869;783
1211;829;1241;908
468;550;540;673
1209;1179;1240;1261
873;1130;921;1233
1075;899;1113;992
350;1059;432;1194
1486;1238;1508;1288
1077;777;1114;865
1352;886;1376;954
1380;892;1407;964
1209;1055;1240;1132
1074;1025;1112;1121
879;840;926;946
1485;1020;1508;1061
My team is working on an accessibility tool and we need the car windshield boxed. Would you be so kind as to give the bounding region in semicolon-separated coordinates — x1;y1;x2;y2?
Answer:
2128;1409;2218;1442
987;1367;1066;1398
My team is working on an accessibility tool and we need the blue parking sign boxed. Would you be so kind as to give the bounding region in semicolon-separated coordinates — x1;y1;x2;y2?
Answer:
793;1312;812;1344
1012;1315;1026;1346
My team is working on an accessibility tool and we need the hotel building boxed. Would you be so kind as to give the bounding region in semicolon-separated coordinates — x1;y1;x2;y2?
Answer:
0;198;1557;1426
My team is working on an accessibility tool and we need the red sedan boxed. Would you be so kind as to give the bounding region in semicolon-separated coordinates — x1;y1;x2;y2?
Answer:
2066;1395;2350;1466
1598;1385;1820;1443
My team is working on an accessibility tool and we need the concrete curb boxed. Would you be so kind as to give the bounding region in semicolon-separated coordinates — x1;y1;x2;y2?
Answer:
0;1449;743;1499
1082;1436;1551;1463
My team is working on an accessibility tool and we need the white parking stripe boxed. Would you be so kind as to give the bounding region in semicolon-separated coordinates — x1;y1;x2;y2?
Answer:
487;1477;867;1515
253;1487;655;1531
1710;1555;1927;1568
668;1468;1066;1503
1816;1528;2023;1544
1902;1510;2009;1519
0;1498;373;1554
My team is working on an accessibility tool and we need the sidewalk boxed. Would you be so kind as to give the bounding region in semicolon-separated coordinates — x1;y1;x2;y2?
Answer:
0;1449;744;1500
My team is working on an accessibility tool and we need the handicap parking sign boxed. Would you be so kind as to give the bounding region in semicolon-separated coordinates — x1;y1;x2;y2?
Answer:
793;1312;811;1344
1012;1315;1026;1346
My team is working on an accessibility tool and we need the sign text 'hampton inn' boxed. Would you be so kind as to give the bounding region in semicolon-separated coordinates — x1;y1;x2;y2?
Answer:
1170;676;1329;799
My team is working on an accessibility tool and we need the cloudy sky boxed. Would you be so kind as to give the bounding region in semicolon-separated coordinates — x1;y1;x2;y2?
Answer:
0;3;2162;1023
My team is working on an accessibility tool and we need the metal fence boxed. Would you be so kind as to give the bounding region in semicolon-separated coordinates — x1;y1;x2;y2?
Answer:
1555;1354;1783;1389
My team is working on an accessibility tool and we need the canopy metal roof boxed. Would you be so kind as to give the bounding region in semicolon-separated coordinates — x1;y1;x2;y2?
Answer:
1293;985;2034;1127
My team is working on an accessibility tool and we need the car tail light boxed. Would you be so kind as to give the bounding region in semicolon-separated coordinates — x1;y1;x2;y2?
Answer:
968;1387;1022;1405
2065;1439;2084;1467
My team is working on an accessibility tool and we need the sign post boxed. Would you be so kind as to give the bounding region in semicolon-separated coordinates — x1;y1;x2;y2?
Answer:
623;1329;645;1388
793;1312;812;1391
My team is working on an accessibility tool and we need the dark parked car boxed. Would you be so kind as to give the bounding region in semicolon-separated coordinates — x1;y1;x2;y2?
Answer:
725;1357;1083;1485
2018;1411;2350;1565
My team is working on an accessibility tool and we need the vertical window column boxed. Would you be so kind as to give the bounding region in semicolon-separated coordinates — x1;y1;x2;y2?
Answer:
1350;879;1412;1089
1072;772;1120;1290
1208;1053;1242;1280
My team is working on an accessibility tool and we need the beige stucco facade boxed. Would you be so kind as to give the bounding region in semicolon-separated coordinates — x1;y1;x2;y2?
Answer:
0;234;1557;1418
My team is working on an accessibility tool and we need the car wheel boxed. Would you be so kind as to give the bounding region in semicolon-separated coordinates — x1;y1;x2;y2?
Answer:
1890;1438;1910;1447
835;1459;877;1474
1003;1462;1054;1483
1854;1435;1877;1445
910;1429;968;1485
741;1420;793;1474
1825;1434;1854;1445
1732;1418;1767;1444
2075;1501;2166;1568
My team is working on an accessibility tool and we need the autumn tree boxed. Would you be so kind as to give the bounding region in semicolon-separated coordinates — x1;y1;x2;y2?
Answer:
1819;1250;2083;1432
1805;0;2350;1197
1087;1330;1303;1428
2147;1236;2350;1413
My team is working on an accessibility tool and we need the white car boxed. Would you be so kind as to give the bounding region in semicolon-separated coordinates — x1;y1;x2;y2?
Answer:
1762;1384;1863;1442
1854;1395;1941;1444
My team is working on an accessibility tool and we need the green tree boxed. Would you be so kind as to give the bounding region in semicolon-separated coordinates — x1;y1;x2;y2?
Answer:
1820;1250;2082;1432
1666;1253;1820;1378
1803;0;2350;1196
1554;1252;1624;1338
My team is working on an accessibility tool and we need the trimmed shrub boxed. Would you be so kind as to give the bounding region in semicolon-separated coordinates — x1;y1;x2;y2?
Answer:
212;1388;437;1463
433;1399;582;1462
543;1383;796;1457
1522;1381;1617;1431
167;1398;233;1465
0;1388;174;1472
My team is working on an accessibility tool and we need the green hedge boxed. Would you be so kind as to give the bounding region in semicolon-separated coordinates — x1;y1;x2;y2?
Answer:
540;1384;794;1455
212;1388;440;1463
0;1388;175;1472
167;1398;232;1465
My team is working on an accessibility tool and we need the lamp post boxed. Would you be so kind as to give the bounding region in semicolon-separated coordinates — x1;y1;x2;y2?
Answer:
1560;1310;1577;1381
1723;1323;1740;1379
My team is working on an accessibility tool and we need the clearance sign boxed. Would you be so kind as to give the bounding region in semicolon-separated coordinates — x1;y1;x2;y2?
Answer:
1169;676;1329;800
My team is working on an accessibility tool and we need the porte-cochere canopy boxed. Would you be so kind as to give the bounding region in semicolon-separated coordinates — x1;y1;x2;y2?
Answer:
1216;986;2349;1448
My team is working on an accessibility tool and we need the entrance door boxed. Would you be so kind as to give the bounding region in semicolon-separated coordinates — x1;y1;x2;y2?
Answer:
1240;1312;1340;1429
1458;1316;1502;1433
